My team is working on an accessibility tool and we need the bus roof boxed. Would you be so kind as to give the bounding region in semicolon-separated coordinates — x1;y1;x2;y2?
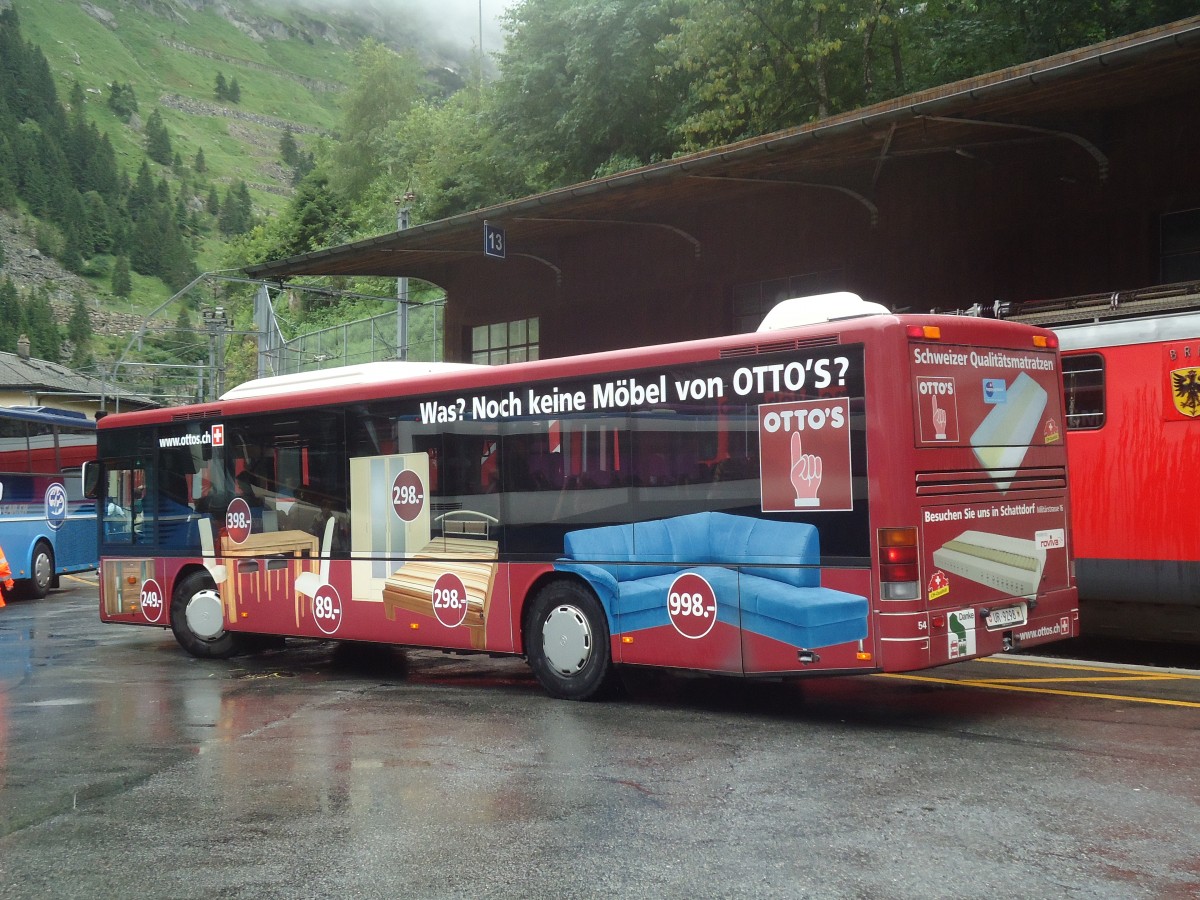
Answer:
0;406;94;427
98;299;1057;429
220;361;484;401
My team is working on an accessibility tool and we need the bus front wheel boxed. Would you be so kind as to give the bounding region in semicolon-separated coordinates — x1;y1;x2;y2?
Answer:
170;571;238;659
22;541;54;599
525;581;619;701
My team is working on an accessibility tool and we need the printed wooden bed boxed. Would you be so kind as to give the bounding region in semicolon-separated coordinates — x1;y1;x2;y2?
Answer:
381;536;499;649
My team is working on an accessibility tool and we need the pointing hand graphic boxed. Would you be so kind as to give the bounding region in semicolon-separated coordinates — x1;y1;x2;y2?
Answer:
932;394;948;440
789;430;822;507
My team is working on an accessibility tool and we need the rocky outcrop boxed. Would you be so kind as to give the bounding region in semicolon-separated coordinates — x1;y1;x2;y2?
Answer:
158;39;343;93
0;211;142;337
158;93;327;135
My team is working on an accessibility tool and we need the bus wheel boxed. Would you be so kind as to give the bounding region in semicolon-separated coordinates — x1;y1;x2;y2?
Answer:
24;541;54;599
170;571;238;659
525;581;618;701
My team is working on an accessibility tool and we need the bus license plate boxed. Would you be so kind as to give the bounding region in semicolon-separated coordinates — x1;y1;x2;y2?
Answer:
985;604;1027;630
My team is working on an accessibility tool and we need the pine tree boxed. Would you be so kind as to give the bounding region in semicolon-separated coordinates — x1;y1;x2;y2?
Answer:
206;184;219;216
130;209;165;275
218;179;253;235
111;254;131;297
172;305;203;363
82;191;112;255
228;78;241;104
0;277;18;353
67;294;91;365
193;147;206;174
24;287;61;362
106;82;138;122
0;135;16;207
214;72;228;101
69;80;86;115
280;128;299;167
174;190;188;231
235;180;252;225
61;217;86;273
144;108;172;165
127;160;155;219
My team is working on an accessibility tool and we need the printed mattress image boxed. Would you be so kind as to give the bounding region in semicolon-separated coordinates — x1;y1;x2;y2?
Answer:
555;511;868;649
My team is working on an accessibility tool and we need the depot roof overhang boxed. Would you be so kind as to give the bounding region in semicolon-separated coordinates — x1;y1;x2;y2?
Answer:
245;17;1200;285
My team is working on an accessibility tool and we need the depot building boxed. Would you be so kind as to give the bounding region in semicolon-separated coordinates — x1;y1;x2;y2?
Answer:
246;17;1200;364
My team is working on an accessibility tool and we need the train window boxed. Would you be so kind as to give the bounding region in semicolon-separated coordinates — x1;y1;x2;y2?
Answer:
1161;208;1200;282
1063;353;1104;429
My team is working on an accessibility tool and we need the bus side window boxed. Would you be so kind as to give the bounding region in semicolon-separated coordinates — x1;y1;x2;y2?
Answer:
0;418;30;472
1063;353;1105;430
103;464;145;544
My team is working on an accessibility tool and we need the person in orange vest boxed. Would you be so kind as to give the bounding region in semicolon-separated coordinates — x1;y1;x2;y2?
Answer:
0;545;14;608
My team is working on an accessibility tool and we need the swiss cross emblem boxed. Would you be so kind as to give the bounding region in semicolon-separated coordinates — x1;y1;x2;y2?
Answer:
211;424;225;446
927;570;950;601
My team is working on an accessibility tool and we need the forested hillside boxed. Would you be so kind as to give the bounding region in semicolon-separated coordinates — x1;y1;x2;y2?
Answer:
0;0;1192;393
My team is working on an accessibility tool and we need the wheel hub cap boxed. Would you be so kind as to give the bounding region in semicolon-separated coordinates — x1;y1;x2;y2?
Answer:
186;589;226;641
542;604;592;675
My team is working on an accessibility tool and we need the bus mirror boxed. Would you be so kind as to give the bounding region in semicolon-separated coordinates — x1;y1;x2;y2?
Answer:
82;461;99;499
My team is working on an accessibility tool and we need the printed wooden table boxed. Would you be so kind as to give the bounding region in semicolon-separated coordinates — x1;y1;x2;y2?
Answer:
219;530;320;623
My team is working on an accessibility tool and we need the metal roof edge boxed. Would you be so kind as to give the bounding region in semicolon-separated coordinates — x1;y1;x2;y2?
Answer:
245;15;1200;280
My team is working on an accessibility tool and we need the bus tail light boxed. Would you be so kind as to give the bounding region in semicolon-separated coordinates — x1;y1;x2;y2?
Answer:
1033;334;1058;348
907;325;942;340
878;527;920;600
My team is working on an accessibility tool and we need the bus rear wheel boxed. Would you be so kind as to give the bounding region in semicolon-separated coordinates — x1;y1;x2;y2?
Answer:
22;541;54;599
170;571;239;659
525;580;619;701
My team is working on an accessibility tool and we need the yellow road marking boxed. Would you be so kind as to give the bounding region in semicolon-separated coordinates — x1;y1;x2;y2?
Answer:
876;671;1200;708
62;573;98;585
966;675;1180;685
978;656;1200;680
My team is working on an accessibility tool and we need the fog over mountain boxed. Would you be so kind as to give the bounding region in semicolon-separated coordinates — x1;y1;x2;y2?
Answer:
268;0;514;57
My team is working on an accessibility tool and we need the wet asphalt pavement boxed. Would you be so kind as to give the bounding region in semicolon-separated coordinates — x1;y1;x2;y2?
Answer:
1;575;1198;899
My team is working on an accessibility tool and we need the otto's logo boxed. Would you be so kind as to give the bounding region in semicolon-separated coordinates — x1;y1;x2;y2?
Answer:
44;482;67;530
1170;367;1200;418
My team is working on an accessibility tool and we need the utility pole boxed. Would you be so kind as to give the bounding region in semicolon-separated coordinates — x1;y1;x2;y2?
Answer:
202;306;229;401
395;191;414;360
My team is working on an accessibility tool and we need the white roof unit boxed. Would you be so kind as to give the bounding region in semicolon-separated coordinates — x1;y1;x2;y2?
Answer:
221;361;483;401
756;292;892;332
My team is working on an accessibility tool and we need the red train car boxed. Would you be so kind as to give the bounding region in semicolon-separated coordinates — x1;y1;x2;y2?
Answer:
1012;285;1200;643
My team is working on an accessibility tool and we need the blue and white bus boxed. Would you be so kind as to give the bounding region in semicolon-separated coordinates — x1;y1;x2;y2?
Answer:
0;406;98;597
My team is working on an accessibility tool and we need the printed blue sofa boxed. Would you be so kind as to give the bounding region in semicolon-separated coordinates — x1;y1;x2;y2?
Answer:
555;511;868;649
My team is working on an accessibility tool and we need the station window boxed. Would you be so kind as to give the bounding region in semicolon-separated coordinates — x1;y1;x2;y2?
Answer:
732;270;845;333
472;317;539;364
1062;353;1105;430
1161;208;1200;283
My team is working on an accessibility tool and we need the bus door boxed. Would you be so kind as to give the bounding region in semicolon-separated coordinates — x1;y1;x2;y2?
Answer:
216;415;346;636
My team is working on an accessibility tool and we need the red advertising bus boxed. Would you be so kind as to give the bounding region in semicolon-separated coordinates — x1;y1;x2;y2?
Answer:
94;293;1078;699
1006;282;1200;643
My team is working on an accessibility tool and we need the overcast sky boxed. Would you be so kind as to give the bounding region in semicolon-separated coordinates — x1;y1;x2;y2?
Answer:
309;0;516;57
